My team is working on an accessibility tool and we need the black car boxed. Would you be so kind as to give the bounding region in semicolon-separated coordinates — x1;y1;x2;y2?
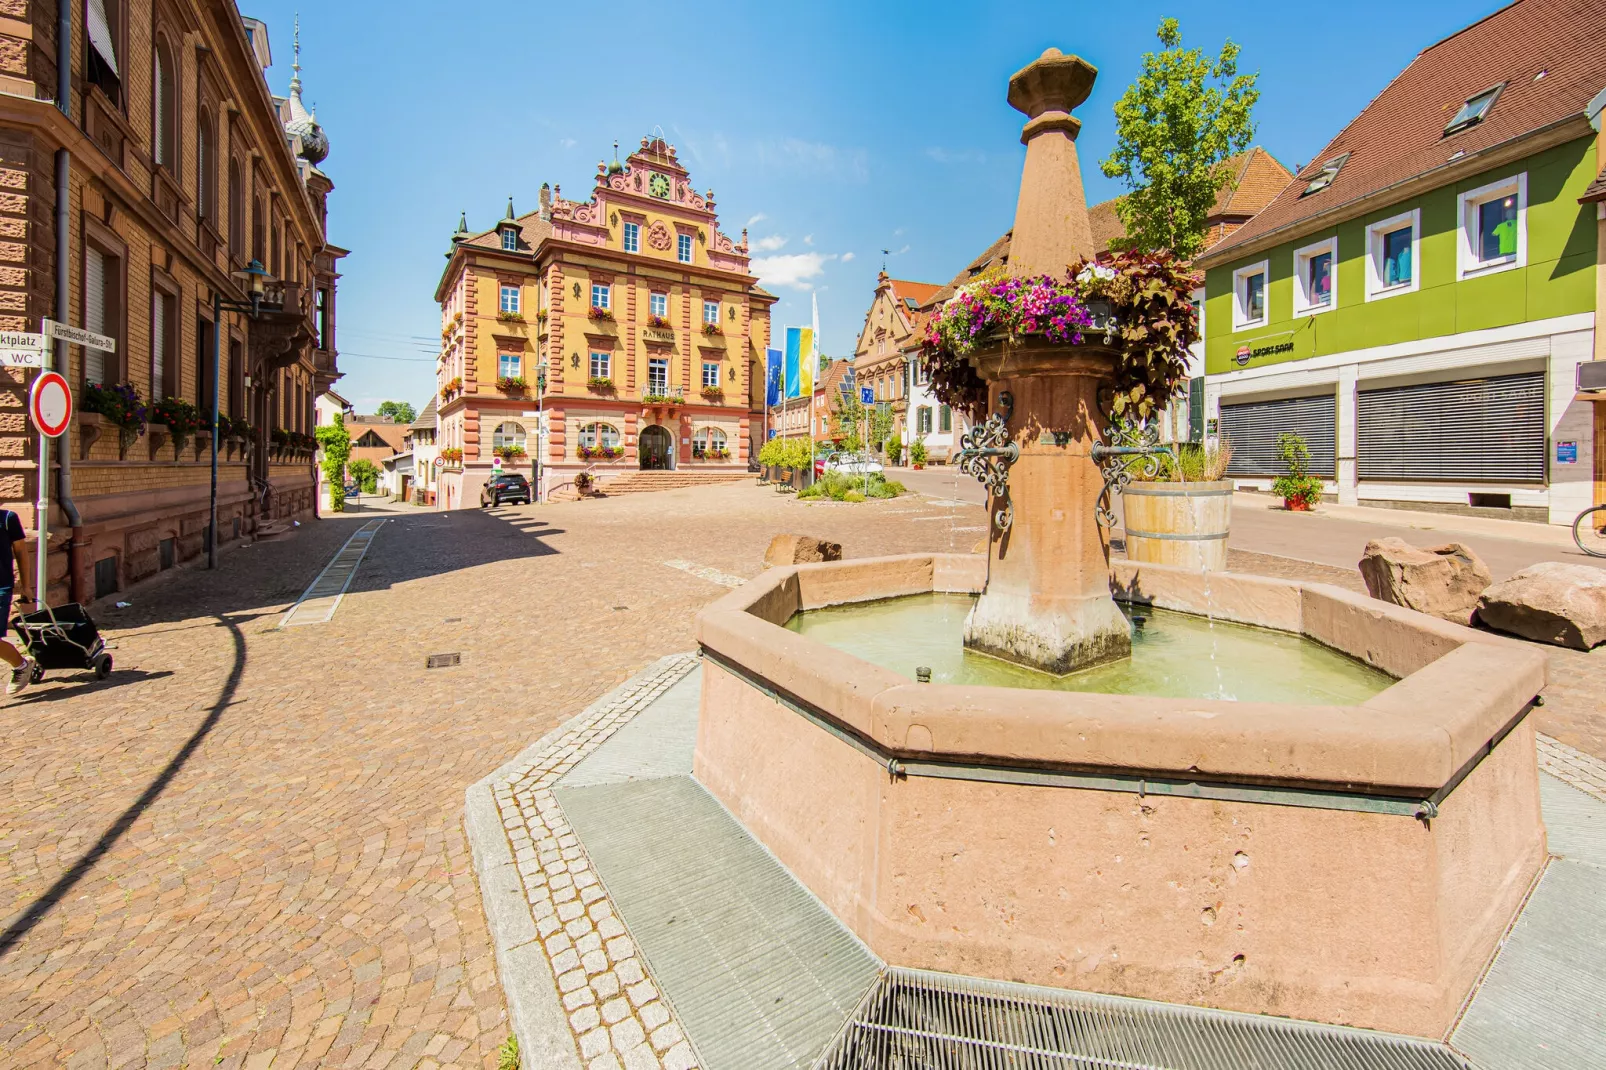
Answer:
480;472;531;507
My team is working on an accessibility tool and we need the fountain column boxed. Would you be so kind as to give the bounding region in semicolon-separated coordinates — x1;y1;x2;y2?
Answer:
961;49;1132;674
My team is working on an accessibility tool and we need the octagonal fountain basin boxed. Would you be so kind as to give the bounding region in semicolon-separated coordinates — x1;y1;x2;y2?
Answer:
693;553;1549;1039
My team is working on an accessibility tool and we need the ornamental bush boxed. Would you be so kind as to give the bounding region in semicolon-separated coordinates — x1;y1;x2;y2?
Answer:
1271;432;1322;507
316;414;352;511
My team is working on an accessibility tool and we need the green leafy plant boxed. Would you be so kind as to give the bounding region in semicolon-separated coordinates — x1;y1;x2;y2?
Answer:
316;413;352;511
574;471;593;493
587;377;615;391
377;400;417;423
496;311;526;324
885;435;902;466
497;1034;520;1070
149;396;202;455
798;470;904;502
84;381;146;453
494;443;527;460
348;457;380;494
701;322;722;337
1270;432;1322;508
1149;439;1232;482
699;386;724;401
910;440;928;467
497;376;528;393
641;393;680;405
1100;17;1260;260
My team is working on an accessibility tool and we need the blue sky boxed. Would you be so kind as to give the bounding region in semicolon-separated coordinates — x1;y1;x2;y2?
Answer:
248;0;1508;413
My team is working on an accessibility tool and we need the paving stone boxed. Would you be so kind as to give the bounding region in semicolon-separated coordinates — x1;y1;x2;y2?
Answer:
610;1018;646;1052
600;996;631;1026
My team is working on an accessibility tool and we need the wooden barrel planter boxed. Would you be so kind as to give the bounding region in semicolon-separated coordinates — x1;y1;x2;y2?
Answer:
1122;480;1233;571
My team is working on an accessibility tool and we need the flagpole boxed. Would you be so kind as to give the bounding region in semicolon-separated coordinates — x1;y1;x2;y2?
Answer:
809;294;819;478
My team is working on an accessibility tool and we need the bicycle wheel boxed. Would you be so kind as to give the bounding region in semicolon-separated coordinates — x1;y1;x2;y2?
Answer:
1573;505;1606;558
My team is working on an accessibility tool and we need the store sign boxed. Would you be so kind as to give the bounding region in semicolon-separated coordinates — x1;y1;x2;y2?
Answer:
1234;340;1295;367
1556;440;1578;465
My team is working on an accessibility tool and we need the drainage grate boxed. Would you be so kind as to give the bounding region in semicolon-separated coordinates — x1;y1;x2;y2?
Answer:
815;968;1471;1070
425;652;461;669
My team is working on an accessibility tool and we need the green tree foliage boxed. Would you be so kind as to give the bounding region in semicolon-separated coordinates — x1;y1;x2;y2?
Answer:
315;413;352;512
376;400;417;424
348;457;380;494
1100;18;1259;260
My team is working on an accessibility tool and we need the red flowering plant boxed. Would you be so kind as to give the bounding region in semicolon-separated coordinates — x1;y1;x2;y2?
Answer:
587;306;615;322
576;444;623;461
148;396;203;453
919;252;1197;425
83;381;147;453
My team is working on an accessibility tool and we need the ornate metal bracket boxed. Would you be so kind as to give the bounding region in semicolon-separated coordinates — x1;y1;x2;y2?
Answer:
1091;420;1172;529
955;391;1018;534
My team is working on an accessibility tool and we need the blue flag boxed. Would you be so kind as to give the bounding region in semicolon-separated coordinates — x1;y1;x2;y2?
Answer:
766;349;784;407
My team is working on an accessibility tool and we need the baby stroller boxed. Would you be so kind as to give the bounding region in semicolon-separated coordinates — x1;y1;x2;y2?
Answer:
10;599;113;682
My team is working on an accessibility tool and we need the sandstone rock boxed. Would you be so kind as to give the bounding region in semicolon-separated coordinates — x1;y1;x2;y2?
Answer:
1357;538;1492;625
1477;561;1606;650
763;534;841;569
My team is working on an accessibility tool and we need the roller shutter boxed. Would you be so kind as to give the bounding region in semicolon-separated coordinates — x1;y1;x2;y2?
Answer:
84;249;107;385
1220;394;1336;476
1356;372;1545;483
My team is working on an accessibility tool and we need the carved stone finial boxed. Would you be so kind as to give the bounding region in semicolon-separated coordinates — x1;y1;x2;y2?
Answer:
1004;47;1098;278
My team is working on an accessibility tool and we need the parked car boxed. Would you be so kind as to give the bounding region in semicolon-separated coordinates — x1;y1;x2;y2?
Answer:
822;451;884;476
480;472;531;507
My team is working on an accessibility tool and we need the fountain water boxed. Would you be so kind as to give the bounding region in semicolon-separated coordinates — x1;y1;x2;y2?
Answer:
693;47;1548;1041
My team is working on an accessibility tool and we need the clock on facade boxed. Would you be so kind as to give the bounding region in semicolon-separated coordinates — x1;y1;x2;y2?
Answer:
648;173;671;199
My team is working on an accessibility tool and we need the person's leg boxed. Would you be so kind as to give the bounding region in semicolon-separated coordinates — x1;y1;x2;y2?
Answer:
0;587;16;668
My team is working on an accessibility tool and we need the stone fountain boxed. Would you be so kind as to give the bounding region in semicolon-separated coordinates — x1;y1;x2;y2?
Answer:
692;47;1547;1040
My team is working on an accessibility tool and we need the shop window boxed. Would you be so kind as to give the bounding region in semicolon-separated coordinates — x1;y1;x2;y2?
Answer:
1292;237;1337;317
1458;174;1525;277
1365;209;1420;299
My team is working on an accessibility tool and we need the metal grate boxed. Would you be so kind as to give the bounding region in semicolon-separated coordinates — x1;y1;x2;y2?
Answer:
1220;394;1336;477
815;968;1471;1070
1357;373;1544;483
425;652;460;669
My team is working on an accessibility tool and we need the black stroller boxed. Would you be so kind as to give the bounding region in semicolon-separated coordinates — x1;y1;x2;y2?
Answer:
11;599;113;682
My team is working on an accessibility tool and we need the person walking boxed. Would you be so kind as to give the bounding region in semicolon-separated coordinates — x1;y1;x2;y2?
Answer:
0;508;35;695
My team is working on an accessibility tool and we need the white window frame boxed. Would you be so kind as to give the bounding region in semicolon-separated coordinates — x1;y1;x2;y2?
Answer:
498;353;521;379
648;358;669;393
501;228;517;251
649;292;667;318
591;283;610;310
499;285;520;314
1231;260;1269;331
1456;172;1526;279
1364;209;1421;301
677;233;693;263
1291;236;1338;319
702;361;720;388
588;351;610;379
703;299;719;325
492;422;526;450
622;221;640;254
579;422;620;449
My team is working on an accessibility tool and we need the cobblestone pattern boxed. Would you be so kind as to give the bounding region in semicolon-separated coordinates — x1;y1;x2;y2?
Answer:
487;655;701;1070
1537;734;1606;805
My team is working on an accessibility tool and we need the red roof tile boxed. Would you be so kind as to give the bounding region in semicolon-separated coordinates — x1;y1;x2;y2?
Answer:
1202;0;1606;264
1582;163;1606;202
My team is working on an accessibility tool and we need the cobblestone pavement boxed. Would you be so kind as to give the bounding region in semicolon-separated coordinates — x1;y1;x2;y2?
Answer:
3;481;1601;1069
0;484;1001;1070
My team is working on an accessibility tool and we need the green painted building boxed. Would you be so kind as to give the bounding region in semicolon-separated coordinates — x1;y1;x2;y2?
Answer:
1193;0;1604;524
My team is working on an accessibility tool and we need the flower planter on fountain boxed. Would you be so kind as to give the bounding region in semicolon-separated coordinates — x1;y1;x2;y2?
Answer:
691;46;1547;1042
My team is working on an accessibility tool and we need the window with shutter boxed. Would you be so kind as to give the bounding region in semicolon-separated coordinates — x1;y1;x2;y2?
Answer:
152;293;166;398
1221;395;1337;477
84;249;108;385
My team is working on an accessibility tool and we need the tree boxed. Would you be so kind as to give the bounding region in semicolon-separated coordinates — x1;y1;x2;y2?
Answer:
348;458;380;494
833;395;895;455
1099;18;1259;261
376;400;417;423
315;413;351;512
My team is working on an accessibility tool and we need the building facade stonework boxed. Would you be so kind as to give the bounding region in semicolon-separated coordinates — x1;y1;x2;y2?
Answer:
0;2;342;604
434;137;775;507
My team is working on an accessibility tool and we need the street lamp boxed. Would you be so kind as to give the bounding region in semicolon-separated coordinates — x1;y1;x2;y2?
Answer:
209;259;277;569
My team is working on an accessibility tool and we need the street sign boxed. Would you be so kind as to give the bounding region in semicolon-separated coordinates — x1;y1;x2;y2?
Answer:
30;371;71;438
0;348;45;368
0;331;46;350
860;386;873;404
42;318;116;353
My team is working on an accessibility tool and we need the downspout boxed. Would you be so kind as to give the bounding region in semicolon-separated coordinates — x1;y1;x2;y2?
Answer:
53;0;82;603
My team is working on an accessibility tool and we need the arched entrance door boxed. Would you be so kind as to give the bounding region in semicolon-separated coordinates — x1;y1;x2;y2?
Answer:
639;425;674;470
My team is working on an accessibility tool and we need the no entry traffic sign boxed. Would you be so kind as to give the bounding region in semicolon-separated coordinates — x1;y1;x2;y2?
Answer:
30;370;71;437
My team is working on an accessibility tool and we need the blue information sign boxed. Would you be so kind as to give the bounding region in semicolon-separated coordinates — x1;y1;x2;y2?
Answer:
1556;440;1578;464
860;386;874;404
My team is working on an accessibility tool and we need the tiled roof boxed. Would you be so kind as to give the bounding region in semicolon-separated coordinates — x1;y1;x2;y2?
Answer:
411;396;438;430
888;279;944;308
924;148;1293;306
460;211;554;253
1201;0;1606;264
1582;163;1606;203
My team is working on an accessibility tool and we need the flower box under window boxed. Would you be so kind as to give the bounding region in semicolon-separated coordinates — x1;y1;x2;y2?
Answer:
588;306;615;322
587;377;616;391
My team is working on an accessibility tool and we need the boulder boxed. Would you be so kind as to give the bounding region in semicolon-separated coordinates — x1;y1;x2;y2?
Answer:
1358;538;1492;625
1476;561;1606;650
763;534;841;569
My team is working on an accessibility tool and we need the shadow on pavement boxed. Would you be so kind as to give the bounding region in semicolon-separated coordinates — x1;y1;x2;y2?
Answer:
342;508;564;594
9;669;175;705
0;615;247;959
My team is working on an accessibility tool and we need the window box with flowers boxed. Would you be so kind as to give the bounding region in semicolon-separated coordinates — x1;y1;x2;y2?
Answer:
701;322;723;337
693;447;731;461
497;375;529;394
82;381;147;459
495;311;526;324
442;376;463;400
149;396;203;460
587;377;616;392
640;394;679;409
646;314;671;329
576;444;624;461
699;386;724;401
493;444;527;461
587;306;616;323
440;447;464;467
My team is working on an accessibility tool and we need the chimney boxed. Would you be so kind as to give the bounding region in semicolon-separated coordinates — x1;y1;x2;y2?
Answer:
539;182;552;221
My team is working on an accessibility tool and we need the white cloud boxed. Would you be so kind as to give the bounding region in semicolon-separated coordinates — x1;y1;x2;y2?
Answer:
803;234;814;246
753;138;869;182
558;138;577;149
751;252;837;291
751;234;788;252
745;213;767;228
924;147;986;165
891;244;910;256
840;251;856;263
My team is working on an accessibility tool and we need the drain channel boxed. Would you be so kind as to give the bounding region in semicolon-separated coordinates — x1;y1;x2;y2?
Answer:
814;968;1471;1070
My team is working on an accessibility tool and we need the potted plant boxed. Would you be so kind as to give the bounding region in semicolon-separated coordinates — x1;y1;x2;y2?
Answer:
646;314;671;329
494;443;527;461
148;396;202;460
442;376;463;400
699;385;724;401
495;310;525;324
497;375;529;394
574;471;594;496
587;306;615;322
701;322;722;337
1271;433;1323;511
440;447;464;467
587;376;615;392
886;435;903;466
910;440;927;470
82;381;146;460
1120;438;1234;570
